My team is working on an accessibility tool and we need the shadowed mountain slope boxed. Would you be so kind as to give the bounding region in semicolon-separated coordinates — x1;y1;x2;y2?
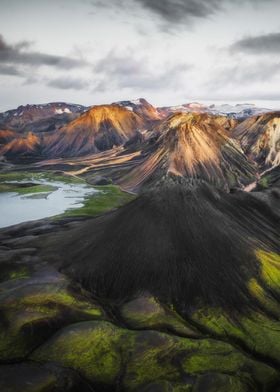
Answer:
0;177;280;390
60;181;279;312
43;105;144;158
0;132;41;161
232;112;280;168
0;129;18;145
119;113;256;192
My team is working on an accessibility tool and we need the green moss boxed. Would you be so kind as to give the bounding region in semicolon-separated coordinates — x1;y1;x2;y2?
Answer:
125;329;278;390
0;172;35;182
258;175;270;189
248;278;280;315
0;183;57;195
192;308;246;343
121;296;200;338
182;338;277;385
8;268;30;280
0;170;83;195
1;282;104;319
62;184;134;217
242;314;280;361
0;309;60;361
125;331;183;389
0;170;133;217
41;173;84;184
192;250;280;362
191;306;280;376
183;346;242;374
0;264;30;283
0;280;105;361
32;321;129;385
0;171;84;184
30;318;279;389
256;249;280;291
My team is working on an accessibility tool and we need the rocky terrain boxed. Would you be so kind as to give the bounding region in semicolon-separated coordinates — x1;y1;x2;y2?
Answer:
118;112;256;192
115;98;164;124
43;105;145;158
0;102;87;131
232;112;280;169
0;99;280;391
157;102;271;120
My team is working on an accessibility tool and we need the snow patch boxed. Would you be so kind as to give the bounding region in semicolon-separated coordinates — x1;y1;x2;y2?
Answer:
131;99;142;105
54;108;72;114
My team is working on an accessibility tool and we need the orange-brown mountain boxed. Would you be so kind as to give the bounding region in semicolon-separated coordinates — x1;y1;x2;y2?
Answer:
118;112;256;192
43;105;145;157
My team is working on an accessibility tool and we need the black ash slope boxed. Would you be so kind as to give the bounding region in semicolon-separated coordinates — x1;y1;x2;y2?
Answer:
60;181;280;312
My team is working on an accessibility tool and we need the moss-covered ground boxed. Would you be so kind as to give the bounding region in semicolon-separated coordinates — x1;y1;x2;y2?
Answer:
0;170;134;217
0;182;57;195
0;171;83;184
62;184;134;217
1;171;280;391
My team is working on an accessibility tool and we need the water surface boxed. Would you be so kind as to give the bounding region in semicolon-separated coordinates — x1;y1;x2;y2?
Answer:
0;178;98;228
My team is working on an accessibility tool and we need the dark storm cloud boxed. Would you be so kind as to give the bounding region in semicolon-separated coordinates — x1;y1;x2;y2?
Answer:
89;0;278;33
135;0;276;23
231;32;280;54
134;0;221;23
94;50;191;91
0;64;22;76
47;77;88;90
0;34;86;69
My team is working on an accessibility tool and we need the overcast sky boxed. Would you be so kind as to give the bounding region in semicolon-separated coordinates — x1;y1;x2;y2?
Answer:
1;0;280;111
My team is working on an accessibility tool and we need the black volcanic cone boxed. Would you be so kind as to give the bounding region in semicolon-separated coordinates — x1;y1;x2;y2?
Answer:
60;181;280;311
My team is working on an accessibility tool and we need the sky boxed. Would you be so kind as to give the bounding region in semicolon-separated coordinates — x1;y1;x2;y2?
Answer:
0;0;280;111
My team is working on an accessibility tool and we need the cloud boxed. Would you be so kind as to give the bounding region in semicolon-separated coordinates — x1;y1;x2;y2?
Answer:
219;62;280;85
207;61;280;91
47;77;88;90
134;0;221;24
250;92;280;101
0;64;22;76
198;59;280;102
132;0;273;26
0;34;87;70
89;0;277;33
93;50;192;92
231;32;280;54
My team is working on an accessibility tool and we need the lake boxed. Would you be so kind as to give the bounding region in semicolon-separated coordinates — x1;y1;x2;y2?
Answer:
0;177;99;228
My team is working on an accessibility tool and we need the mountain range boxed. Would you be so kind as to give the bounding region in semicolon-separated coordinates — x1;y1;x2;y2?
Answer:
0;97;280;391
0;99;278;184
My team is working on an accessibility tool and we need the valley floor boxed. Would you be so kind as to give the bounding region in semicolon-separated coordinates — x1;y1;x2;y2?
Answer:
0;163;280;391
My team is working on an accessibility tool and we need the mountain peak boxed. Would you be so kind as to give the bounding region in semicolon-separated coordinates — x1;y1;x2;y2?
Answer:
119;113;256;192
232;111;280;168
114;98;163;122
44;104;144;158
